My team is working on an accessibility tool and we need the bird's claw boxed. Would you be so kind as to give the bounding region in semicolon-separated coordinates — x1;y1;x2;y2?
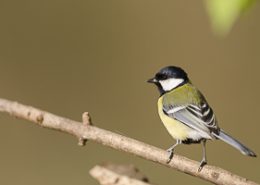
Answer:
198;160;207;172
166;149;174;163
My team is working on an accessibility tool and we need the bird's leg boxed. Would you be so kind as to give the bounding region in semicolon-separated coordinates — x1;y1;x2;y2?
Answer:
166;140;181;163
198;139;207;172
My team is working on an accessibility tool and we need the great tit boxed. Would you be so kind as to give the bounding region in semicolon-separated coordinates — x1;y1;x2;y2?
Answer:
148;66;256;171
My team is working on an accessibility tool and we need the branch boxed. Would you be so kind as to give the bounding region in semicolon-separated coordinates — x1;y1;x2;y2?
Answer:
89;163;154;185
0;98;257;185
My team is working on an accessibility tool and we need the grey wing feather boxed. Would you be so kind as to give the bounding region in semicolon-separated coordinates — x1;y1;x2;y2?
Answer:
187;103;218;129
163;102;219;139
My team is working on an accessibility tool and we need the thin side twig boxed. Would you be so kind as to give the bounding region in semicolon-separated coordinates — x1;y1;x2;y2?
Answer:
78;112;92;146
0;98;258;185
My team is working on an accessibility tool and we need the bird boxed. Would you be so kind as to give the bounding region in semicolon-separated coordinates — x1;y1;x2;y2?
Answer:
147;66;256;171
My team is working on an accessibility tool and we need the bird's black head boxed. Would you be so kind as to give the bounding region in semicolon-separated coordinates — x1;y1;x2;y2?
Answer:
147;66;189;95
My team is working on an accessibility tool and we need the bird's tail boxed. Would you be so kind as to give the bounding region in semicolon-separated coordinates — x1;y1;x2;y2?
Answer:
213;129;257;157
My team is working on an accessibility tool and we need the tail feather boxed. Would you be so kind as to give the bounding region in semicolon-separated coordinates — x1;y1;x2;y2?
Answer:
213;129;257;157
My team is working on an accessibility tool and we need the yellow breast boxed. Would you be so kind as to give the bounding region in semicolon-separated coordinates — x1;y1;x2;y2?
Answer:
158;96;190;140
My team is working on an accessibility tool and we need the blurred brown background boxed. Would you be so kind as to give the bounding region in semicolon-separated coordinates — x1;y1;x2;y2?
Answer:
0;1;259;185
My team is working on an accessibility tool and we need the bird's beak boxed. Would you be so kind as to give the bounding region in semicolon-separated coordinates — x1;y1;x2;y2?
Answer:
147;77;158;83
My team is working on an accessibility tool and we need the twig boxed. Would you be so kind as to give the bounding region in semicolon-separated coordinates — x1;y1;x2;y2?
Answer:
78;112;92;146
89;163;154;185
0;98;258;185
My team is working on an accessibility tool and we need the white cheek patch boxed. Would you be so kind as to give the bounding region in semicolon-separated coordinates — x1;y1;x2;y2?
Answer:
159;78;184;91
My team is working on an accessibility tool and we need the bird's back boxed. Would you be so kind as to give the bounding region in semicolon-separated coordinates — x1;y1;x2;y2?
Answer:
162;83;203;107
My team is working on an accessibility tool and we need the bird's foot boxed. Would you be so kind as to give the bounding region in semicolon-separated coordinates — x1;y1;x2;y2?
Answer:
166;148;174;163
166;140;181;163
198;159;207;172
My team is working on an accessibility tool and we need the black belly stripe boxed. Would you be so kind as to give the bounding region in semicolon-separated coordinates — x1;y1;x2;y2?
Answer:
182;138;203;144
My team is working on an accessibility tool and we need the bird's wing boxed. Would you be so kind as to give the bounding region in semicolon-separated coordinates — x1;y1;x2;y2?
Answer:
163;101;218;139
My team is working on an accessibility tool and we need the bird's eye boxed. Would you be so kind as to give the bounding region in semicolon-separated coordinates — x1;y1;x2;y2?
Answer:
156;73;168;80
